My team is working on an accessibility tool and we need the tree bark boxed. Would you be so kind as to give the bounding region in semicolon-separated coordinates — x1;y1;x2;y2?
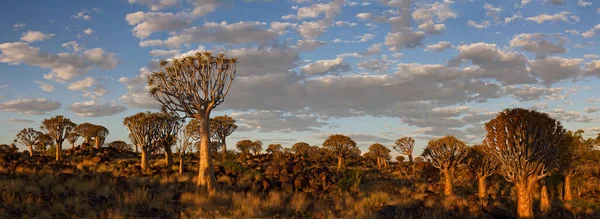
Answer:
376;157;381;170
164;145;173;171
442;168;454;197
141;147;149;171
408;154;413;165
516;179;535;219
55;140;63;161
337;157;343;170
564;174;572;201
28;144;33;156
540;179;551;216
478;175;487;204
94;138;101;149
71;142;75;150
179;152;185;175
221;138;227;162
196;115;216;192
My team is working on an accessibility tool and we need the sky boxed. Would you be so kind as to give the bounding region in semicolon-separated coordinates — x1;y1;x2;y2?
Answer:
0;0;599;157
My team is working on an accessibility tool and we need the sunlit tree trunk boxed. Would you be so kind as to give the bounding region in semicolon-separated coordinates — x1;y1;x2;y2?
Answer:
442;168;454;196
28;145;33;156
540;179;551;216
478;175;487;204
408;154;413;165
94;138;101;149
141;147;149;170
70;142;75;150
197;116;216;192
221;138;227;162
164;146;173;171
179;152;185;175
376;157;381;169
337;157;344;170
564;173;572;201
516;178;535;219
55;140;64;161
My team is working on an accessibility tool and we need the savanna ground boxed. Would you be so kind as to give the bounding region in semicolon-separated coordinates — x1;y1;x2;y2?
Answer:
1;146;599;218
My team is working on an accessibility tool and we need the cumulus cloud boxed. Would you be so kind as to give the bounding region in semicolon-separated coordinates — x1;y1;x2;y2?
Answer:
358;58;391;74
125;11;190;38
34;81;55;92
270;22;297;34
68;101;127;117
0;98;61;115
582;24;600;38
585;107;600;113
20;31;54;43
83;28;93;35
529;57;583;85
578;0;592;7
301;57;351;75
139;21;277;47
232;110;327;133
425;41;452;52
62;41;82;52
73;10;91;20
509;33;566;58
296;39;326;51
8;119;35;123
127;0;178;11
294;0;344;39
149;49;180;57
526;12;578;24
119;69;161;109
0;42;119;82
384;31;425;51
467;20;490;29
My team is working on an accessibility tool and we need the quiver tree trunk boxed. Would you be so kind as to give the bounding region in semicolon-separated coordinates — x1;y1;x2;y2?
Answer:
515;178;535;219
376;157;382;169
540;178;551;215
28;145;34;156
164;146;173;171
408;154;413;165
94;138;101;149
71;142;75;150
221;138;227;162
141;147;149;171
442;168;454;197
564;174;573;201
197;116;216;192
55;140;63;161
337;157;344;170
477;175;487;205
179;152;185;175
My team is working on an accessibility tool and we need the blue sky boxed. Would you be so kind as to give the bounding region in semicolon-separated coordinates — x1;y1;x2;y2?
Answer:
1;0;599;157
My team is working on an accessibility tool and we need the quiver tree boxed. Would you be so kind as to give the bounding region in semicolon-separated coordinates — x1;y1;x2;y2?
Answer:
292;142;311;155
66;133;79;150
250;140;263;156
394;137;415;165
422;136;468;197
483;108;565;219
148;52;236;192
155;112;183;170
323;134;357;170
396;156;405;163
124;112;176;170
368;143;391;169
466;145;498;204
92;125;109;149
266;144;282;154
36;133;53;154
177;124;194;174
557;129;592;201
236;140;253;155
108;140;133;152
73;123;98;147
210;115;237;162
16;128;43;156
41;116;76;161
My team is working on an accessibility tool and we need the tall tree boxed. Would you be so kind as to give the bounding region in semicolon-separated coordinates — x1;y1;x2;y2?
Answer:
369;143;391;169
148;52;236;192
292;142;311;155
41;116;76;161
250;140;263;155
66;132;79;150
210;115;237;162
557;129;592;201
422;136;468;197
483;108;564;219
92;125;109;149
155;112;183;170
394;137;415;165
466;145;498;205
108;140;133;152
236;140;253;155
124;112;176;170
73;123;98;146
16;128;43;156
323;134;357;170
266;144;283;154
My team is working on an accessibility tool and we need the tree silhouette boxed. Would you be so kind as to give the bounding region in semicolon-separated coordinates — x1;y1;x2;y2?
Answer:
292;142;311;155
16;128;43;156
323;134;357;170
422;136;468;197
73;123;99;147
108;140;133;152
41;115;76;161
368;143;391;169
124;112;178;170
396;156;405;163
148;52;236;191
209;115;237;162
394;137;415;165
156;112;183;171
266;144;282;154
66;132;79;150
466;145;498;205
236;140;253;155
557;129;592;201
250;140;263;156
35;133;53;155
92;125;109;149
483;108;565;219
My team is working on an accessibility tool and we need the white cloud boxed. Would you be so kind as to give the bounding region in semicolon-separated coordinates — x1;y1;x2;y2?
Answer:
13;23;26;29
358;58;391;74
139;21;277;47
73;10;91;20
526;12;578;24
20;31;54;43
68;76;96;91
467;20;490;29
0;98;61;115
578;0;592;7
424;41;452;52
149;49;180;57
83;28;93;35
125;11;190;38
301;57;351;75
295;0;343;20
8;119;35;123
232;110;326;133
270;22;297;34
509;33;566;57
529;57;584;85
296;39;326;52
505;13;523;24
0;42;119;82
62;41;82;52
584;107;600;113
68;101;127;117
34;81;55;92
127;0;178;11
384;31;425;51
583;54;600;59
357;33;374;42
582;24;600;38
334;21;357;27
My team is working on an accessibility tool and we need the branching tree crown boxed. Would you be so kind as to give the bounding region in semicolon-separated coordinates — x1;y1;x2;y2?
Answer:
422;136;468;170
266;144;282;154
16;128;43;156
466;145;498;178
394;137;415;163
41;115;76;160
